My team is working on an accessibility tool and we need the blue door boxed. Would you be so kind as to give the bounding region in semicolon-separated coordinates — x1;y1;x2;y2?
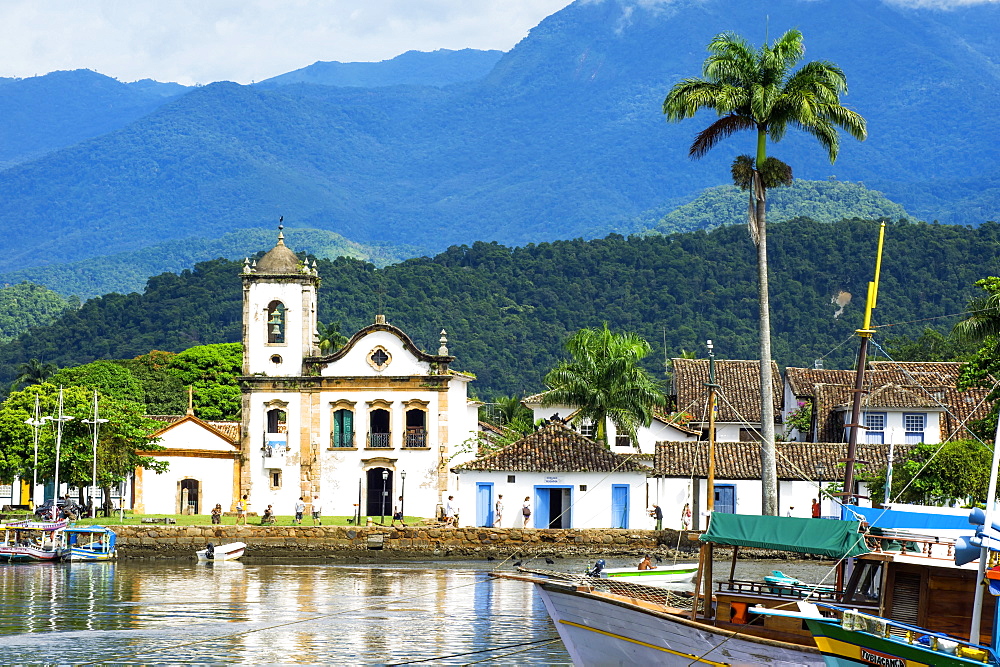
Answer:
715;485;736;514
611;485;629;528
476;483;494;527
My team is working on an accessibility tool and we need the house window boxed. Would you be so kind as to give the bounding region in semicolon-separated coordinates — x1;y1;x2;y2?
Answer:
579;421;596;439
614;434;632;447
266;301;285;344
864;412;886;444
904;413;926;444
270;470;281;489
507;475;516;483
332;409;354;448
579;484;587;491
405;408;427;448
264;408;288;455
367;346;391;371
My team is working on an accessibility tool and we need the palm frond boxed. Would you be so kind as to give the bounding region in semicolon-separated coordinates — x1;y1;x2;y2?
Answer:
730;154;756;190
689;114;756;159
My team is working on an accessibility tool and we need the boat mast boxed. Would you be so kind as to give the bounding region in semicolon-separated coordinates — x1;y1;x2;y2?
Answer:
970;418;1000;643
841;222;886;507
692;339;720;620
82;390;108;519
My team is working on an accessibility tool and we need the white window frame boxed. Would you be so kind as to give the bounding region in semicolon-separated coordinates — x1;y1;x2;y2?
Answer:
864;412;886;444
904;413;926;445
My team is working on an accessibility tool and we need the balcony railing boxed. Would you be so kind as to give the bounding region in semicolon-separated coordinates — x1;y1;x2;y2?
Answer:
404;430;427;448
331;431;355;448
367;432;392;448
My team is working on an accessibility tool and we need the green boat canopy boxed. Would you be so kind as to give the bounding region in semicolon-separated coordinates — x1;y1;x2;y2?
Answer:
700;513;869;559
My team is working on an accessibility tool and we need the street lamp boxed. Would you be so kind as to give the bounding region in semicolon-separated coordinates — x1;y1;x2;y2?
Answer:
24;395;46;510
381;469;389;525
400;471;406;521
81;390;108;518
50;388;74;520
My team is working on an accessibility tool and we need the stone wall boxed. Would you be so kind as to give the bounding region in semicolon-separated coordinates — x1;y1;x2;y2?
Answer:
113;525;693;559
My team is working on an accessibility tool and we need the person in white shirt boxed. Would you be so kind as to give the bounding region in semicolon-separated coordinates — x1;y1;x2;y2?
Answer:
445;496;456;527
311;496;322;525
294;497;305;525
494;495;504;527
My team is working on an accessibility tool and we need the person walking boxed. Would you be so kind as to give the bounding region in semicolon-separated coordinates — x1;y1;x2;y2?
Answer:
681;503;691;530
444;495;456;527
294;497;305;525
391;497;407;527
494;494;504;528
812;498;821;519
521;496;531;528
311;496;322;525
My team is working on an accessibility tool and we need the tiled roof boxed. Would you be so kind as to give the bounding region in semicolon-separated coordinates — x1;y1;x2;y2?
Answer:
147;415;240;442
652;407;702;435
652;441;908;480
672;359;782;424
455;421;649;473
522;392;546;405
789;363;992;443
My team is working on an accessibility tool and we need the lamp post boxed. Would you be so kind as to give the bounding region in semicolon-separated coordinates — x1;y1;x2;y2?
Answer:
50;388;74;520
81;390;108;518
400;471;406;521
24;395;45;510
380;469;389;525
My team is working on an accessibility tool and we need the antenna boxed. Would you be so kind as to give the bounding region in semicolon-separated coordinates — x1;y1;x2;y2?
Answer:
765;15;769;44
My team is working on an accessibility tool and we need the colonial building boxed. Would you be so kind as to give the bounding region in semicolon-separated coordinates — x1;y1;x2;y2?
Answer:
238;231;479;519
454;420;651;529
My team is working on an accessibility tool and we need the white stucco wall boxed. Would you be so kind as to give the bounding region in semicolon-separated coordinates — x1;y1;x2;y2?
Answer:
245;279;316;376
456;470;649;529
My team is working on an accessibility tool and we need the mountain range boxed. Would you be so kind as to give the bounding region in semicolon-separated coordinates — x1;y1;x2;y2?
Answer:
2;0;999;279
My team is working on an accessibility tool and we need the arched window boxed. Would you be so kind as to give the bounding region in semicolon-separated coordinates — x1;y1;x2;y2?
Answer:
267;301;286;344
405;408;427;448
332;409;355;448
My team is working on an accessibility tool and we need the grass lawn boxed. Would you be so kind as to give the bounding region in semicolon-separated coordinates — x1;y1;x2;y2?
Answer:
73;514;424;527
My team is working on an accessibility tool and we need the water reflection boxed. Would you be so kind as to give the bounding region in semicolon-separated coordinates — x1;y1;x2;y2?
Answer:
0;560;569;665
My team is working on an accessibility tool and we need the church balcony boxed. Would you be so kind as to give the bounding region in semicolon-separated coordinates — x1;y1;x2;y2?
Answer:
367;432;392;448
331;431;355;448
404;430;427;448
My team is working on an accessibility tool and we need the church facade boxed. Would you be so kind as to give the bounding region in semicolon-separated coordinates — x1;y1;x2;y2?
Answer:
238;232;479;520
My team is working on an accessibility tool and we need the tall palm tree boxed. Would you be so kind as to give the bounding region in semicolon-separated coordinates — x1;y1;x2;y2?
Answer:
317;321;349;354
542;324;667;448
663;29;866;514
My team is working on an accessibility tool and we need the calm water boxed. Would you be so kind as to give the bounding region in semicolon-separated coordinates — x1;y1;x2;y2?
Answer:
0;555;838;665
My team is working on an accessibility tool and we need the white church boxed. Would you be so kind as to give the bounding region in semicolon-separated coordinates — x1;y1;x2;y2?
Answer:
238;230;480;520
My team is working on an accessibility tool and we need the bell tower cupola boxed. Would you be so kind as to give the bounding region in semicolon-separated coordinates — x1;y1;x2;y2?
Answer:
242;223;320;376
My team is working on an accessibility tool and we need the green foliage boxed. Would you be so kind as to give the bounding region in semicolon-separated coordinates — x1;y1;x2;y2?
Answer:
11;359;57;391
0;282;75;341
49;361;145;404
882;327;978;363
865;440;992;506
0;383;166;488
0;219;997;399
165;343;243;421
782;400;813;440
955;277;1000;439
113;351;187;416
655;180;909;235
542;324;667;448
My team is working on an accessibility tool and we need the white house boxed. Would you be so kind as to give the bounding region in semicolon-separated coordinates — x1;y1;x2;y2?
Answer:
135;414;241;514
238;231;479;520
453;420;651;529
651;441;896;530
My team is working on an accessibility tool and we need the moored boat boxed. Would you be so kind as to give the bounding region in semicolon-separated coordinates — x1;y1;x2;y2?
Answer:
592;559;698;585
0;518;69;563
196;542;246;561
63;525;117;561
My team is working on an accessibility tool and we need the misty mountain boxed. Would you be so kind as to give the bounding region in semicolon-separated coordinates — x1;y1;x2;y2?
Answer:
1;0;999;272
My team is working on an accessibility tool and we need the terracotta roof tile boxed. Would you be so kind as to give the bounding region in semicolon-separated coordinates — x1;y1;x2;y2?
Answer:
653;441;908;480
455;421;649;473
147;415;240;443
672;359;782;424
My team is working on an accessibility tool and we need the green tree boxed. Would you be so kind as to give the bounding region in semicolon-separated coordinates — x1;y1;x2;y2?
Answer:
865;440;991;506
49;360;145;404
166;343;243;420
0;383;166;501
542;324;667;448
663;29;866;514
318;321;350;354
115;350;187;416
11;359;58;391
955;277;1000;439
883;327;977;363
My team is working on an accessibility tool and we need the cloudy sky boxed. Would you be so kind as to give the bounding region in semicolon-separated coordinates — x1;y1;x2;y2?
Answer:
0;0;991;86
0;1;573;85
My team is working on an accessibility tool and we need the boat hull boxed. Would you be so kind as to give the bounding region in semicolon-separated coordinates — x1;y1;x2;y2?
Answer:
0;547;62;562
537;581;824;666
805;618;996;667
602;564;698;585
66;547;116;562
196;542;245;561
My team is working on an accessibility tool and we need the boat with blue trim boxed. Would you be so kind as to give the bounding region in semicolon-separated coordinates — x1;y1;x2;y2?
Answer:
0;518;69;562
63;525;117;561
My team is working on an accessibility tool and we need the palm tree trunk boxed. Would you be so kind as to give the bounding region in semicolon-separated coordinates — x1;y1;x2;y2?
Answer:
755;129;778;516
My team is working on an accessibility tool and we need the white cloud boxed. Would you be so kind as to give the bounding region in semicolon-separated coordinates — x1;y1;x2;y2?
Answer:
0;0;572;85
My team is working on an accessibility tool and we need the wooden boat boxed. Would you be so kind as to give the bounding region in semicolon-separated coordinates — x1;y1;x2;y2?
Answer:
196;542;245;561
0;518;69;562
592;559;698;585
63;525;117;561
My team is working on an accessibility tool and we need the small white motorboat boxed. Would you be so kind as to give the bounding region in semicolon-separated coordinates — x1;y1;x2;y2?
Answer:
590;558;698;585
196;542;246;561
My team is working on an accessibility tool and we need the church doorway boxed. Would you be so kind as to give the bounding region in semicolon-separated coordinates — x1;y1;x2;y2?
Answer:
179;479;200;515
365;468;393;519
